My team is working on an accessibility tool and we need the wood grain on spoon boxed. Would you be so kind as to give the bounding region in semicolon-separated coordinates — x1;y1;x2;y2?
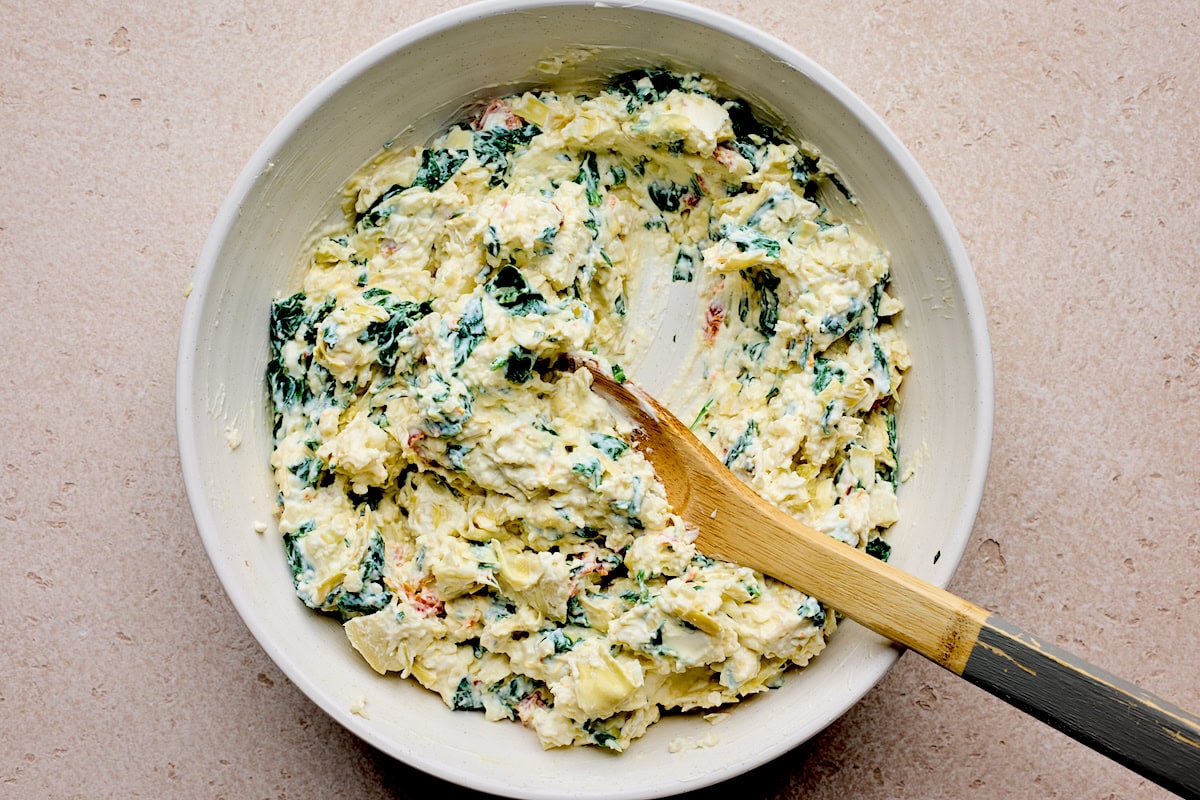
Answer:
573;356;1200;800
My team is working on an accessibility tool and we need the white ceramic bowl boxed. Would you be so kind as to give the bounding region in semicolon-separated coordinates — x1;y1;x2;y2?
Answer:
176;1;993;796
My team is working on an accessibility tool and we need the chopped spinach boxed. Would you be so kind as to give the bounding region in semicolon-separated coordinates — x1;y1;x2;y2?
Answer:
583;718;621;750
723;419;757;468
451;677;484;711
359;297;431;371
446;443;470;471
873;341;891;391
360;184;405;227
497;346;535;384
571;458;603;490
484;224;501;260
726;225;781;259
750;268;780;337
743;338;770;361
283;523;313;580
329;532;393;617
866;537;892;562
672;248;695;282
725;98;772;144
791;152;822;200
819;400;838;434
535;225;558;255
609;68;686;109
449;297;486;368
473;123;541;186
541;628;578;654
289;456;325;488
819;298;864;337
589;433;629;460
488;674;540;718
269;292;307;343
869;274;888;319
566;594;590;627
648;180;686;212
486;265;548;316
798;596;826;628
812;357;845;394
412;148;468;192
576;151;602;206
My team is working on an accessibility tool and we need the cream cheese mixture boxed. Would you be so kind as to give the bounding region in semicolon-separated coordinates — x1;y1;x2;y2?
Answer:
266;70;909;751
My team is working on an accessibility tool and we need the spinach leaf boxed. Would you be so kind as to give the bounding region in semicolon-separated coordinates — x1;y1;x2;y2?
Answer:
723;419;757;467
750;268;780;337
609;475;644;529
446;443;470;471
359;297;431;371
812;356;845;394
449;297;486;368
267;293;334;419
589;433;629;460
866;537;892;561
534;225;558;257
672;248;695;282
571;458;603;490
541;628;578;654
269;293;307;342
609;69;685;110
819;298;864;337
873;341;891;391
452;677;484;711
869;275;889;319
566;594;590;627
289;456;325;488
743;338;770;361
266;353;305;413
648;180;686;212
725;225;781;259
412;148;468;192
360;184;404;227
330;532;393;617
798;596;826;627
474;123;541;186
576;151;602;206
495;346;535;384
485;264;548;316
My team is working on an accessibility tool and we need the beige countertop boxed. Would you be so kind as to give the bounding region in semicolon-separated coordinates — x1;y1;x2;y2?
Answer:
3;1;1198;797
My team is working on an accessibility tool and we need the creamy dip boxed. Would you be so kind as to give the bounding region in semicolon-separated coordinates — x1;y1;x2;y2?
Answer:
266;70;908;751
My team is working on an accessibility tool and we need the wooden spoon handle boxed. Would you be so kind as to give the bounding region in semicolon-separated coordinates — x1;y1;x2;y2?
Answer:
730;500;1200;797
961;615;1200;800
732;499;1200;798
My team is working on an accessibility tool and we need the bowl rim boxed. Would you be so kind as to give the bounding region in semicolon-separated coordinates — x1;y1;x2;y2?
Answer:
176;0;995;795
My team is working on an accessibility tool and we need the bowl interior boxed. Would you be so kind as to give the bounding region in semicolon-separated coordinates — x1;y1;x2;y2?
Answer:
177;2;992;797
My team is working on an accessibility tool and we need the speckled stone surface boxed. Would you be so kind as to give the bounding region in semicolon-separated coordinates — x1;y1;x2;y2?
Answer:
3;1;1198;797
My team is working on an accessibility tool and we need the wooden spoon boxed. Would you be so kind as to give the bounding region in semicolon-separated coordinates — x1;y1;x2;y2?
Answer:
572;357;1200;799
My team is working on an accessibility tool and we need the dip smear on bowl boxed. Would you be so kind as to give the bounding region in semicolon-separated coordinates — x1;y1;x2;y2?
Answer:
266;70;909;751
